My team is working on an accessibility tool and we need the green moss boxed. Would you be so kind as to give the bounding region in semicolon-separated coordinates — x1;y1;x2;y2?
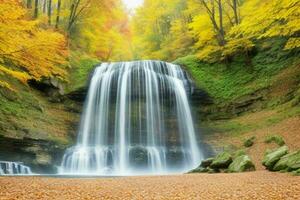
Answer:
273;151;300;171
174;38;300;105
233;149;247;158
211;152;233;169
243;136;256;147
292;168;300;176
228;155;255;173
264;135;285;146
202;105;300;138
262;146;289;170
0;74;79;144
66;51;100;92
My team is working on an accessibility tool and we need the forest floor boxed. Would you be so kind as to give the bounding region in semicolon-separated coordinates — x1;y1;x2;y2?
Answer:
0;171;299;200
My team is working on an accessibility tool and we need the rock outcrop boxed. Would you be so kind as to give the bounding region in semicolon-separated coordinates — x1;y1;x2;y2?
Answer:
189;150;255;174
262;145;289;170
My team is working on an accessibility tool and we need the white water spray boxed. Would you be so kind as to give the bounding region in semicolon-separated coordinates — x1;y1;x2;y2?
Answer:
61;61;203;175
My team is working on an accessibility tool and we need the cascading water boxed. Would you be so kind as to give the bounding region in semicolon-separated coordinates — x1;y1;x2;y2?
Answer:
0;161;32;175
61;60;203;175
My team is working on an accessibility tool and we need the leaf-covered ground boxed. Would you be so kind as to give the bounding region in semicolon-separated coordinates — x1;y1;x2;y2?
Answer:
0;171;299;200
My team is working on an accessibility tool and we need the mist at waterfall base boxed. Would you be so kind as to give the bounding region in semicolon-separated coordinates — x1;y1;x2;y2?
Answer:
60;61;203;176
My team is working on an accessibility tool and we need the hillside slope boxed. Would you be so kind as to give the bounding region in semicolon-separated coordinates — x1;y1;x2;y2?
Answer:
176;40;300;169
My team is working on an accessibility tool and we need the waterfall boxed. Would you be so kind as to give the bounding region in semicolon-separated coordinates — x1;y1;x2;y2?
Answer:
0;161;32;175
61;61;203;175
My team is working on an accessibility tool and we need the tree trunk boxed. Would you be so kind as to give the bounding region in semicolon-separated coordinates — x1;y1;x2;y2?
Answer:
27;0;32;9
43;0;47;14
233;0;239;25
217;0;225;46
55;0;62;29
34;0;39;18
48;0;52;25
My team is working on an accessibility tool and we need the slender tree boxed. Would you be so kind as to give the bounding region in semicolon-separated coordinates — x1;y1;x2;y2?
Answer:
217;0;225;46
68;0;91;33
27;0;32;9
199;0;226;46
56;0;62;29
34;0;39;18
227;0;239;25
43;0;47;14
48;0;52;25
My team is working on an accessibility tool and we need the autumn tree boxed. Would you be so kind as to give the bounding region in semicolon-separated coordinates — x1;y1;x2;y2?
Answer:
0;0;68;90
230;0;300;50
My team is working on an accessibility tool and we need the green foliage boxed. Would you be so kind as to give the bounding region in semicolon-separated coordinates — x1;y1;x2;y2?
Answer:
0;75;78;144
67;52;100;92
243;136;256;148
264;135;286;146
175;40;299;104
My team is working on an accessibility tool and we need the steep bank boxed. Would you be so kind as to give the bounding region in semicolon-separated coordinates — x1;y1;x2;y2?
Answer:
0;76;82;173
176;40;300;169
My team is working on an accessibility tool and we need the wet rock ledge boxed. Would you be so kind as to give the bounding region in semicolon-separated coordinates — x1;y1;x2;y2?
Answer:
0;135;66;174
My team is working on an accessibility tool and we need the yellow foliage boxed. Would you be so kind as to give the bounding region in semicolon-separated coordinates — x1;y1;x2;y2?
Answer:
0;65;29;84
0;0;68;88
197;45;221;63
131;0;300;62
285;38;300;50
0;80;15;91
71;0;132;61
230;0;300;50
222;38;254;59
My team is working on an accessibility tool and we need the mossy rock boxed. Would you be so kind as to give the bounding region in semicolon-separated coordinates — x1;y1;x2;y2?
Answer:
188;167;209;173
207;167;219;173
262;145;289;170
200;158;214;168
243;136;256;148
264;135;285;146
273;151;300;171
228;155;255;173
292;168;300;176
211;152;232;169
35;152;52;166
233;149;246;158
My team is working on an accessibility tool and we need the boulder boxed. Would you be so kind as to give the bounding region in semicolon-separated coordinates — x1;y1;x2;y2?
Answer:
233;149;246;158
211;152;232;169
188;167;209;173
228;155;255;172
200;158;214;168
207;167;219;173
292;168;300;176
273;151;300;171
262;146;288;170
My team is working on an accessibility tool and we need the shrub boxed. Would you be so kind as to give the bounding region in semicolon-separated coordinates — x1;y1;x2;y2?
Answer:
264;135;285;146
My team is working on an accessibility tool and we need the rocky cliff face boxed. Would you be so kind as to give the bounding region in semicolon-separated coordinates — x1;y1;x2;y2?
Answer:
0;136;65;173
0;78;83;174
